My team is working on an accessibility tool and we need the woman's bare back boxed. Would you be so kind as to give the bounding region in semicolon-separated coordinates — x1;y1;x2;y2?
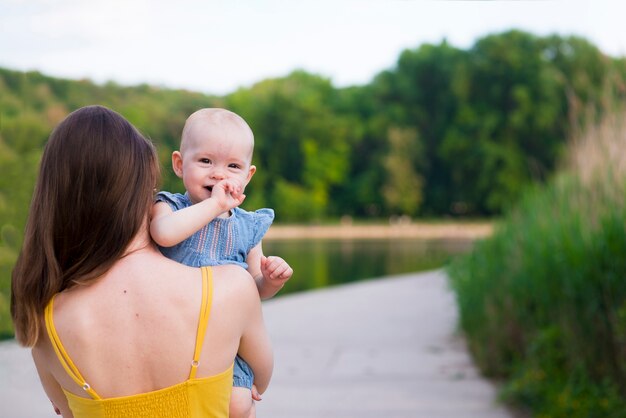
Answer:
43;248;254;399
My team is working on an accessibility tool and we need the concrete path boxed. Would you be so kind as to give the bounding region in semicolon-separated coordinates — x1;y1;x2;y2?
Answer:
256;270;513;418
0;270;514;418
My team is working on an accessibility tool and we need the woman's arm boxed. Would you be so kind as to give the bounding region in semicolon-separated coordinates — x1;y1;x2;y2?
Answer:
233;271;274;394
32;346;73;417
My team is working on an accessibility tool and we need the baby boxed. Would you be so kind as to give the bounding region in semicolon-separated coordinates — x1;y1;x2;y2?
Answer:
150;108;292;418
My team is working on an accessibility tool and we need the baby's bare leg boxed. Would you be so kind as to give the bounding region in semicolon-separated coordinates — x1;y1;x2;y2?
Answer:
229;387;254;418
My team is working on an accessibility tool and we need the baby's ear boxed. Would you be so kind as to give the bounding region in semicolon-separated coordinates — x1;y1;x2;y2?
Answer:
246;165;256;182
172;151;184;178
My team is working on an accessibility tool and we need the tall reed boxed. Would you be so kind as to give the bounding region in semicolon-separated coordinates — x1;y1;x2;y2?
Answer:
449;111;626;417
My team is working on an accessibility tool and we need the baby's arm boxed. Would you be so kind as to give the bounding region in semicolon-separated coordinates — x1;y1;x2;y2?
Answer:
247;243;293;300
150;180;245;247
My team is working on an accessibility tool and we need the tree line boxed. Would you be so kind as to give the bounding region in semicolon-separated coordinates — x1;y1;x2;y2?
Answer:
2;31;624;226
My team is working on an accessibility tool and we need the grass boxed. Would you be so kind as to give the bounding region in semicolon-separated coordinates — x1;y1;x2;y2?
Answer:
448;112;626;417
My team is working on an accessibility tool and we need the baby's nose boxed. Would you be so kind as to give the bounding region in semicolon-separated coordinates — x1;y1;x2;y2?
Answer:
210;168;225;179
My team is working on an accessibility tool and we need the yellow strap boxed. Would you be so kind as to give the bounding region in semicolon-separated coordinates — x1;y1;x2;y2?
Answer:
44;297;101;400
189;266;213;379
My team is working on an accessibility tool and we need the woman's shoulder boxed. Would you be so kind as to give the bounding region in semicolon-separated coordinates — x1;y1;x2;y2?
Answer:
212;265;256;289
211;265;259;305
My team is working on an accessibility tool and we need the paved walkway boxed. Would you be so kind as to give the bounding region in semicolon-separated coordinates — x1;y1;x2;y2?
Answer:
0;270;514;418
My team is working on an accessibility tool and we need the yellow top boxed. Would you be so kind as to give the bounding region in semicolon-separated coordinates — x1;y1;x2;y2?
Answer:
44;266;233;418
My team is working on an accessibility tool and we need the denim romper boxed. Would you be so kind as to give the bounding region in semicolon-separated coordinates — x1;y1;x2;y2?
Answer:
155;191;274;389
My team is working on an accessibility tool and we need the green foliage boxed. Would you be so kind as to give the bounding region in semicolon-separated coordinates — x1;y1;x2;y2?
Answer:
381;127;423;215
448;112;626;416
370;40;466;214
225;71;356;221
271;179;326;222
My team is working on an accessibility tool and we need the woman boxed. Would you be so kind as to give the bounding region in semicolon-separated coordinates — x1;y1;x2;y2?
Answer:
11;105;272;417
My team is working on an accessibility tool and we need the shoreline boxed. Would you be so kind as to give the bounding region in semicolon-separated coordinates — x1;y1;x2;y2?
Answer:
265;221;494;240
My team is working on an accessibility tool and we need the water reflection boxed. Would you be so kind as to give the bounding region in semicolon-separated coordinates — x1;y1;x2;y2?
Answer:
264;238;475;296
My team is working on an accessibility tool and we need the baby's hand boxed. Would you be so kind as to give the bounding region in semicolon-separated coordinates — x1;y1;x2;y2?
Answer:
210;179;245;213
261;256;293;287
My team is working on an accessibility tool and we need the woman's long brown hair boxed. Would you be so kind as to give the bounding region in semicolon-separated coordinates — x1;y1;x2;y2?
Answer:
11;105;159;347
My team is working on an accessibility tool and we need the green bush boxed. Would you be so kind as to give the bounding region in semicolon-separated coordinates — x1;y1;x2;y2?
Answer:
448;113;626;417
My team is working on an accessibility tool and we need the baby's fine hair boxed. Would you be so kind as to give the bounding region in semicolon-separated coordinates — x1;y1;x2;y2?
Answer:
181;108;254;152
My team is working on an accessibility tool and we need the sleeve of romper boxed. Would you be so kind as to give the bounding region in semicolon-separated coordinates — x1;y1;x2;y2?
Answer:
155;191;184;211
250;208;275;249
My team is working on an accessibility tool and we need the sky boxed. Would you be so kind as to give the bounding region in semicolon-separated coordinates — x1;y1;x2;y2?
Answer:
0;0;623;96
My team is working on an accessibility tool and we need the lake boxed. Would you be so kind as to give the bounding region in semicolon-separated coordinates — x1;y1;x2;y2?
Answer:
263;237;475;296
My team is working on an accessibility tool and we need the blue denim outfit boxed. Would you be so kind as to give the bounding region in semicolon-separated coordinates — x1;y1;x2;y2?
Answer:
155;191;274;389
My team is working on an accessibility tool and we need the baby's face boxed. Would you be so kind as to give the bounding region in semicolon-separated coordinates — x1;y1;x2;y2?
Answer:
176;120;255;204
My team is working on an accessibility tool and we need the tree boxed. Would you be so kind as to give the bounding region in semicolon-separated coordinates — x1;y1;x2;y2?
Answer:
381;127;423;215
370;41;467;214
443;30;564;213
225;71;356;221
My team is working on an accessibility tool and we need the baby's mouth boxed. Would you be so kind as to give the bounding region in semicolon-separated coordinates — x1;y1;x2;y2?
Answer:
205;186;213;193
